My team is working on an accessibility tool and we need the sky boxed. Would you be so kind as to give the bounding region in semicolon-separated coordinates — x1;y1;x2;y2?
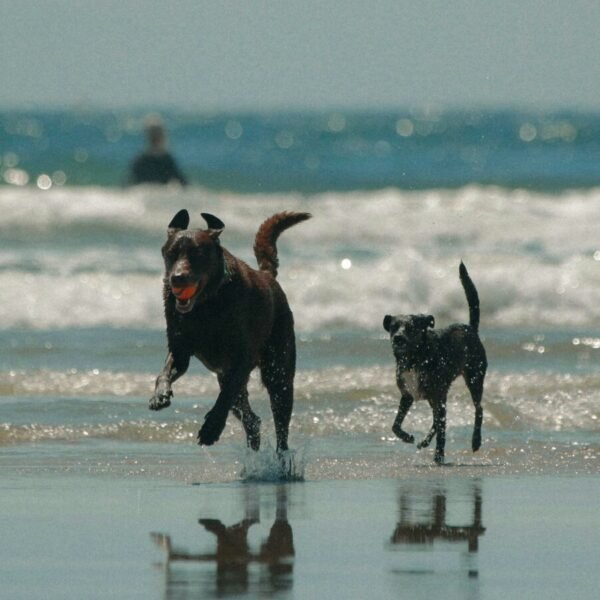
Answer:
2;0;600;112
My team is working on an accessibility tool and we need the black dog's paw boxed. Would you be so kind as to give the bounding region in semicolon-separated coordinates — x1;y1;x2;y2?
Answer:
392;423;414;444
472;431;482;452
197;409;227;446
149;390;172;411
417;438;430;449
434;451;445;465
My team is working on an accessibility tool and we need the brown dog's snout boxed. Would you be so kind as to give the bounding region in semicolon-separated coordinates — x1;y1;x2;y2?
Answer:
169;259;192;286
170;272;189;288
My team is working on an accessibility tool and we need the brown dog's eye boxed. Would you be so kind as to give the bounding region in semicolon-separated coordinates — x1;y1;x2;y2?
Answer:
190;247;207;262
162;246;179;264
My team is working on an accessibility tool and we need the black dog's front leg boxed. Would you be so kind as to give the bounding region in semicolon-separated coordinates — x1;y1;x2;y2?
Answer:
418;397;447;461
392;393;415;443
198;367;251;446
417;422;436;450
432;399;447;465
149;351;190;410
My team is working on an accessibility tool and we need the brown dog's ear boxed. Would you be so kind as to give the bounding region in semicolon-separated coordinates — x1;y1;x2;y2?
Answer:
201;212;225;239
168;209;190;232
383;315;393;332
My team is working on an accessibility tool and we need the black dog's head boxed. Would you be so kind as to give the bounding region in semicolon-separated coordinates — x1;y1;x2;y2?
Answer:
383;313;435;370
162;209;227;314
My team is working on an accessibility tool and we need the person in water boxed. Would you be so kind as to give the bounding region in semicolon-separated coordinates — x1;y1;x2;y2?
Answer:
129;116;188;185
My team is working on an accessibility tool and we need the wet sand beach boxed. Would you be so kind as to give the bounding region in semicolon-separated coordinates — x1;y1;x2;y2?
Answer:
1;467;598;600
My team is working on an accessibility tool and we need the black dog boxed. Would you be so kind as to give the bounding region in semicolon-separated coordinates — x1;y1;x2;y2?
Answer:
150;209;310;455
383;262;487;464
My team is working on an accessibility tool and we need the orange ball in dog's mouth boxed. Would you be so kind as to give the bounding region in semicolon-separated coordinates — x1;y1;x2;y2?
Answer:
171;284;199;301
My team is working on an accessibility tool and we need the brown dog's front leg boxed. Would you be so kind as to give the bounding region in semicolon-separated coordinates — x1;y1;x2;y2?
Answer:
231;386;262;451
149;352;190;411
198;368;250;446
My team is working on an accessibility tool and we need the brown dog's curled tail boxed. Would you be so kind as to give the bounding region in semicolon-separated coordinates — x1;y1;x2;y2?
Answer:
459;261;480;331
254;212;311;277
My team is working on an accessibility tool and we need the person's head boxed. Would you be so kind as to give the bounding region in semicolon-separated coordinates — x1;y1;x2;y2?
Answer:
144;114;167;151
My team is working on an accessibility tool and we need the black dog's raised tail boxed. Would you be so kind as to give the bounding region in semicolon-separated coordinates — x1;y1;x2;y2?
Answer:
459;262;480;331
254;212;311;278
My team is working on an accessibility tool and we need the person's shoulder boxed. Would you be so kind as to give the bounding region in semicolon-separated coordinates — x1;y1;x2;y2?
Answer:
160;152;177;164
131;151;152;166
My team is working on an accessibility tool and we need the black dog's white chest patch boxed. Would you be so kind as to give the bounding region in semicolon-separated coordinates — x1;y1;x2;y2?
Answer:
399;369;421;400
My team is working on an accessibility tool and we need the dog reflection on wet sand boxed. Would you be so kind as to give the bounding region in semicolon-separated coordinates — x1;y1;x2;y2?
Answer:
390;483;486;578
391;485;485;553
151;486;294;596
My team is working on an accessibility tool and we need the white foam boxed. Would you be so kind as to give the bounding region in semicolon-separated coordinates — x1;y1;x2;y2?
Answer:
240;444;307;482
0;271;163;329
2;184;600;330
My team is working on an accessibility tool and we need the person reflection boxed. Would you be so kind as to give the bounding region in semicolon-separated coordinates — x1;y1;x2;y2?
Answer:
128;114;187;186
152;485;294;597
390;482;485;576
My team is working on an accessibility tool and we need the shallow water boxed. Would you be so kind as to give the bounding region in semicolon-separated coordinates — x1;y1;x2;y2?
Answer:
1;474;598;600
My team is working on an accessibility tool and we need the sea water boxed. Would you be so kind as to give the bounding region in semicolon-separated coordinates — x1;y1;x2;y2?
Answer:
3;109;600;191
2;109;599;600
0;181;598;481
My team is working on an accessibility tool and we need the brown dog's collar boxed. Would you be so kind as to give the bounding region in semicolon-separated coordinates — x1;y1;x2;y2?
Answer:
220;260;232;288
221;257;231;285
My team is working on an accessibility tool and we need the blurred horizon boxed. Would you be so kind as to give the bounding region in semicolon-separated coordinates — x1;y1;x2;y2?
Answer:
3;2;600;113
4;102;600;115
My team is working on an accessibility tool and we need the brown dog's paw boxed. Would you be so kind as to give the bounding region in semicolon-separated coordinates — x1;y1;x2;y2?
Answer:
244;414;261;451
197;409;227;446
149;391;172;411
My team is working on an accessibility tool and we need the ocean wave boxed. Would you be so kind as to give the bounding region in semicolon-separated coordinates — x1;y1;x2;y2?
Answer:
0;251;599;330
1;185;600;330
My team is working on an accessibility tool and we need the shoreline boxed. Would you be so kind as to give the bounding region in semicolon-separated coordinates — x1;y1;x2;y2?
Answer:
1;431;597;484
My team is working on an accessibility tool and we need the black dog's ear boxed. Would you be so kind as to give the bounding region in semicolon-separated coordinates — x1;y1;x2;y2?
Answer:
168;209;190;232
414;314;435;331
383;315;393;332
420;314;435;329
201;212;225;239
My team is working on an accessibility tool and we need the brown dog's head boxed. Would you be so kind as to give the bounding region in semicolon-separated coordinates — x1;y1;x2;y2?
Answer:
383;313;435;370
162;209;227;314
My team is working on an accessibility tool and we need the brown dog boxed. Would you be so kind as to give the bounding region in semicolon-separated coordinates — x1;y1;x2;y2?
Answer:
150;209;310;454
